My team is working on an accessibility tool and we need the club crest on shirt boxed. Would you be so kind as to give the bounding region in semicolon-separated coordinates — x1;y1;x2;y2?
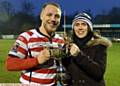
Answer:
11;42;20;53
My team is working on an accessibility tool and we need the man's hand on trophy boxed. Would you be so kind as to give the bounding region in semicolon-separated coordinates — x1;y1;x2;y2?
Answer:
69;43;80;56
37;47;51;64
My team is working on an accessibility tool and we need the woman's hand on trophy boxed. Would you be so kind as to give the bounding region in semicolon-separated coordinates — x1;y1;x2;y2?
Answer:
69;43;80;56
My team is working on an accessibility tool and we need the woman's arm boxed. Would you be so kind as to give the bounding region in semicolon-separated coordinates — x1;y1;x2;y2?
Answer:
73;45;107;81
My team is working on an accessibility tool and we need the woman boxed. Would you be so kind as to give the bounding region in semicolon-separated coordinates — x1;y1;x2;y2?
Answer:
63;13;112;86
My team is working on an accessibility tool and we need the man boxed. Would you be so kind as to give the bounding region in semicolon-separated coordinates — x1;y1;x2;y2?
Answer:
6;2;64;85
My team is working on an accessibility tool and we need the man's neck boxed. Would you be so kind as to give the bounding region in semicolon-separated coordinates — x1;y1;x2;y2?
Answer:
39;27;54;38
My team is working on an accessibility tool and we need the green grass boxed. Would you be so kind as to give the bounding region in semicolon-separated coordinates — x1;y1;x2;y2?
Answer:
0;39;20;83
105;42;120;86
0;39;120;86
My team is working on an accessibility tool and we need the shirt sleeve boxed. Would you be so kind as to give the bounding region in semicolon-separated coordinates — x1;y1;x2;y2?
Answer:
6;32;39;71
8;32;28;59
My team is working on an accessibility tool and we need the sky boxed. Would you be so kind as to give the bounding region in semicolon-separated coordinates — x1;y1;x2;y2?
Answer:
1;0;120;16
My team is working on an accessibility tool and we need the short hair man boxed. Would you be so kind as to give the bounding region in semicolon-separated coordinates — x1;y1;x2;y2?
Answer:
6;2;64;85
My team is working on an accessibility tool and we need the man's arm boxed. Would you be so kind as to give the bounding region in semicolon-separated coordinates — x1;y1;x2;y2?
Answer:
6;55;38;71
